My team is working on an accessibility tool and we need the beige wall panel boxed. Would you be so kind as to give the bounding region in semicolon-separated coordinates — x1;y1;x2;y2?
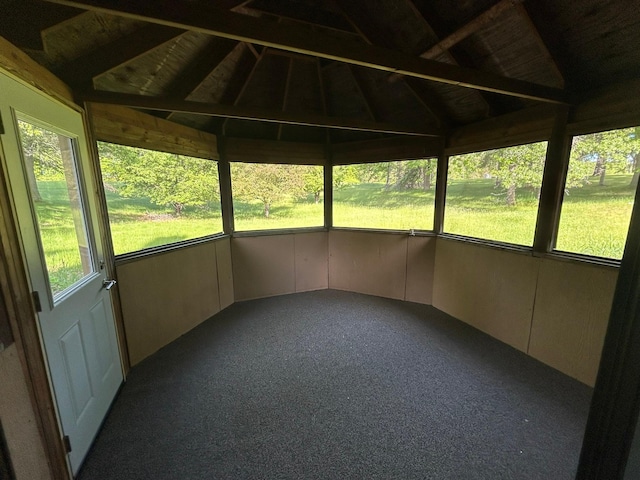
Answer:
0;345;52;480
432;239;538;352
232;235;295;301
528;259;618;386
405;236;436;305
215;237;234;309
328;231;407;300
294;232;329;292
117;242;220;365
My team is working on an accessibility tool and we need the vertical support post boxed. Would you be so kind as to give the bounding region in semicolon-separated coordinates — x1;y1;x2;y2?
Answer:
533;105;571;254
217;137;234;235
324;143;333;229
433;138;448;234
576;181;640;479
83;103;131;374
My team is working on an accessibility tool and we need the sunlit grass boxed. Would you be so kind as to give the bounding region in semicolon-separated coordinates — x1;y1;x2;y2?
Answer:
34;174;637;291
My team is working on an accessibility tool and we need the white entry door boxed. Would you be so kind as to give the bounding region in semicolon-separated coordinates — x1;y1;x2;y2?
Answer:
0;71;123;474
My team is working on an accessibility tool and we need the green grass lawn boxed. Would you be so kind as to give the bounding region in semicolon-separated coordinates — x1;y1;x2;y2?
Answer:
33;175;636;290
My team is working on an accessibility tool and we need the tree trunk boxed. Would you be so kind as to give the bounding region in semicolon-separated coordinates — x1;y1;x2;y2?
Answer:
506;183;516;206
173;203;183;216
599;166;606;186
25;154;42;202
264;202;270;218
385;163;391;188
314;192;320;204
631;154;640;187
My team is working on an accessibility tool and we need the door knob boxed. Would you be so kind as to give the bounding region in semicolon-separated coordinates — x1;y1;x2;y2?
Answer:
102;279;117;291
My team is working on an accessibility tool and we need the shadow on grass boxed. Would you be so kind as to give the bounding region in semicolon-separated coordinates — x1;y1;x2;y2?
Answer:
334;184;435;209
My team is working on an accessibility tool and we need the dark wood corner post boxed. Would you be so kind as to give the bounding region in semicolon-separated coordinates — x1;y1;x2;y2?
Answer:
533;105;571;254
83;103;131;374
576;180;640;479
324;143;333;230
217;136;234;235
433;137;448;234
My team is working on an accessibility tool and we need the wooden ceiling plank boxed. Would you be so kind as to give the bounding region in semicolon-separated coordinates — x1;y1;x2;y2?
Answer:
327;0;373;45
346;66;378;122
277;57;293;140
0;2;81;50
163;37;238;119
222;48;266;134
43;0;569;104
390;0;521;83
55;23;184;87
80;90;443;137
404;0;494;116
403;77;450;129
316;58;331;143
513;3;565;88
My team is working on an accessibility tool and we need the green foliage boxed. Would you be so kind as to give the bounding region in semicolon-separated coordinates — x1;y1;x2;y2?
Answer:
569;127;640;186
98;142;219;216
449;143;547;206
231;163;308;217
17;120;65;180
302;167;325;203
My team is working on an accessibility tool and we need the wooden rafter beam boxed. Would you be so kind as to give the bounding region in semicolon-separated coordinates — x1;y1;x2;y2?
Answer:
43;0;569;104
389;0;522;82
54;24;183;86
79;90;444;137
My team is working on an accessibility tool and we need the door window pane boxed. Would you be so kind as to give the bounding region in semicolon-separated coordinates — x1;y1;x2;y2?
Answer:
16;120;94;297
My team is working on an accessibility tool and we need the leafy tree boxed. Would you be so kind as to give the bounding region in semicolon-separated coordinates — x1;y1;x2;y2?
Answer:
488;142;547;206
303;167;324;204
232;163;307;217
16;121;66;201
333;165;363;189
394;159;436;190
98;142;219;216
570;127;639;186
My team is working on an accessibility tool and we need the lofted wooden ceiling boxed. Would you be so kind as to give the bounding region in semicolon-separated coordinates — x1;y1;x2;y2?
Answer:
2;0;639;145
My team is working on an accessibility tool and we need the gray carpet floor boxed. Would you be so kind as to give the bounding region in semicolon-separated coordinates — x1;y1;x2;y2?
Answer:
78;290;592;480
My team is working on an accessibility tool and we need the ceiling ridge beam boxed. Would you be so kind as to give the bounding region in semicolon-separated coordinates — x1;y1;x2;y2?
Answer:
43;0;569;104
81;90;443;137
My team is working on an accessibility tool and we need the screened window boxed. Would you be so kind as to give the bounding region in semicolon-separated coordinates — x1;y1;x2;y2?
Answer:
231;163;324;231
98;142;223;255
332;159;437;230
555;127;639;259
444;142;548;246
